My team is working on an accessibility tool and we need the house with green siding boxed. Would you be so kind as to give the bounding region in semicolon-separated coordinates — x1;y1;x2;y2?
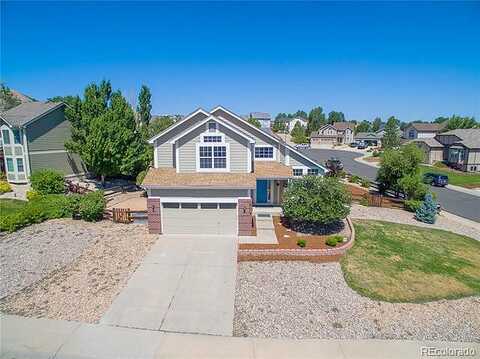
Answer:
0;101;85;183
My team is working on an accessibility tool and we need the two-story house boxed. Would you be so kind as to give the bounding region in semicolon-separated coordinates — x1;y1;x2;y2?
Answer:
310;122;355;147
403;122;446;140
142;106;327;235
0;101;85;183
248;112;272;129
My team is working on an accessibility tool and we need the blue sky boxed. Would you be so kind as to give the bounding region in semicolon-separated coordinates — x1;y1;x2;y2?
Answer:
2;1;479;121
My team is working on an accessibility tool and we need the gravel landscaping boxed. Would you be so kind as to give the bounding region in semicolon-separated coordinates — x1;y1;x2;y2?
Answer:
234;261;480;341
350;204;480;241
0;219;156;323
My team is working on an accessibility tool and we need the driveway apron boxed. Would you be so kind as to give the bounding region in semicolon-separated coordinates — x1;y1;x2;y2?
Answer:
101;234;237;336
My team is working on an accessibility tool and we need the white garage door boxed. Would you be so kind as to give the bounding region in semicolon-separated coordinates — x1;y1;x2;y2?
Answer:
162;202;237;235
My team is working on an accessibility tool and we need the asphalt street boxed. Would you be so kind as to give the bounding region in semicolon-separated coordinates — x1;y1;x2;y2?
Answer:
303;148;480;223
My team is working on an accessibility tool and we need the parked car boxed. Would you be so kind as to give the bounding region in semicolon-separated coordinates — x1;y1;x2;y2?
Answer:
423;173;448;187
357;142;368;150
295;144;310;150
349;142;359;148
325;157;344;173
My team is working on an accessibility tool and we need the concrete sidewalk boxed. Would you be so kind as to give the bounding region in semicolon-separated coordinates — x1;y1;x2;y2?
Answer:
2;315;478;359
100;234;237;336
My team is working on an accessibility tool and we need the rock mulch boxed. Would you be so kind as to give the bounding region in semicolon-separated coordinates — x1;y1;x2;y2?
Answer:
0;220;156;323
350;204;480;241
234;262;480;342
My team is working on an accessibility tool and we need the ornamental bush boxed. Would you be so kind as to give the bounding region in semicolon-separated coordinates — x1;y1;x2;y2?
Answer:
282;176;351;226
30;169;65;195
415;193;437;224
0;180;12;194
76;191;106;222
404;199;423;213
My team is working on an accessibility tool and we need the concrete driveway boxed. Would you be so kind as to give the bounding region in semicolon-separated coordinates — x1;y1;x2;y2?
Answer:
101;234;237;336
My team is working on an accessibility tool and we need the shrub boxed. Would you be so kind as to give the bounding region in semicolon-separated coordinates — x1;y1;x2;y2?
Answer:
136;169;147;186
76;191;106;222
30;169;65;195
282;176;351;226
360;178;370;188
415;193;437;224
0;181;12;194
0;195;73;232
359;196;369;206
26;190;41;201
398;174;428;200
297;239;306;248
349;175;362;184
326;235;344;247
404;199;423;213
372;150;380;157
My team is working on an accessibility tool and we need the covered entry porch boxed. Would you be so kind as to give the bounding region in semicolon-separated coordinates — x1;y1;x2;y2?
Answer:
253;161;294;206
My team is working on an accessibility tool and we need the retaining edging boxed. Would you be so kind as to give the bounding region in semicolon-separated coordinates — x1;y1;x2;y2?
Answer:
238;216;355;261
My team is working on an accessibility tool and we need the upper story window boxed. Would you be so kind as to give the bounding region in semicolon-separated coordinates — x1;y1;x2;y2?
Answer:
6;158;14;172
203;135;222;143
13;129;22;144
16;158;24;173
199;145;227;169
254;146;274;159
293;168;303;176
307;168;319;176
2;129;10;145
208;122;218;133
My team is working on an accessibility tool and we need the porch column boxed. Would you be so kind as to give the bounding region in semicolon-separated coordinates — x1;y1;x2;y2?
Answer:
238;198;254;236
147;198;161;234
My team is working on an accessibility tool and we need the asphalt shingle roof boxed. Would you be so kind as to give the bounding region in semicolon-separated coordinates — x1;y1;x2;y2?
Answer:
408;122;446;132
0;101;64;127
441;129;480;149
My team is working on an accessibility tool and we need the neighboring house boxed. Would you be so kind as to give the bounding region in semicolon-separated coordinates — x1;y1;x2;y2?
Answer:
412;129;480;172
143;105;327;235
287;117;308;132
403;122;446;139
248;112;271;128
355;132;382;147
310;122;355;147
0;102;85;183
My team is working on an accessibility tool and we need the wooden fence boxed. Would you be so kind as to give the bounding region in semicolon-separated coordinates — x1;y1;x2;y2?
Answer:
346;183;404;209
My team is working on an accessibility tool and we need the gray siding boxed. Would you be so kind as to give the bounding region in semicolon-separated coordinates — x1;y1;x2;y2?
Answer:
176;121;250;173
30;151;86;176
154;112;209;168
150;188;249;198
26;107;70;152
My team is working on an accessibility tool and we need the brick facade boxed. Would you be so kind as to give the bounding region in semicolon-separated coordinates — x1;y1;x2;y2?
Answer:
237;198;254;236
147;198;161;234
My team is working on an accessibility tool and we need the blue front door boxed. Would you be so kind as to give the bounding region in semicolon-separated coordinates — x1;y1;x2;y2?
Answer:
256;180;269;203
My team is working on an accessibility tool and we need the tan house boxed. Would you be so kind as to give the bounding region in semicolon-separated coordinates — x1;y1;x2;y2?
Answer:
412;129;480;172
143;106;327;235
310;122;355;147
403;122;446;139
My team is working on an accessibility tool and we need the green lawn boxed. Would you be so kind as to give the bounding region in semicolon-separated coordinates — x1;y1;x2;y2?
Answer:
419;165;480;188
341;220;480;302
0;199;27;216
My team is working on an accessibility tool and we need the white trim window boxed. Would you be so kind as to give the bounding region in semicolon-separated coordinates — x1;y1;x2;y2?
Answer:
207;121;218;133
203;135;223;143
254;145;275;160
13;129;22;144
16;158;24;173
196;143;230;171
2;129;10;145
292;168;303;176
307;168;319;176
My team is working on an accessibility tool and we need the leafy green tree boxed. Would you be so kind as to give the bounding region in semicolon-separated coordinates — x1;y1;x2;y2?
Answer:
293;110;307;119
275;112;289;120
371;117;382;132
248;117;261;128
272;118;287;133
355;120;371;134
327;111;345;124
137;85;152;126
434;116;449;124
443;115;478;131
291;121;308;143
282;176;351;226
0;84;21;111
307;106;326;134
382;116;401;149
398;174;428;200
148;116;175;137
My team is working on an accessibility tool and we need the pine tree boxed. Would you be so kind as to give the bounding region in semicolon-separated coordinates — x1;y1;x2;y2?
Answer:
415;193;437;224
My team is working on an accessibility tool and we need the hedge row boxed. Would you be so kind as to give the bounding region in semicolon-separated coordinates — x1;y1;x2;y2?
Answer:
0;191;106;233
